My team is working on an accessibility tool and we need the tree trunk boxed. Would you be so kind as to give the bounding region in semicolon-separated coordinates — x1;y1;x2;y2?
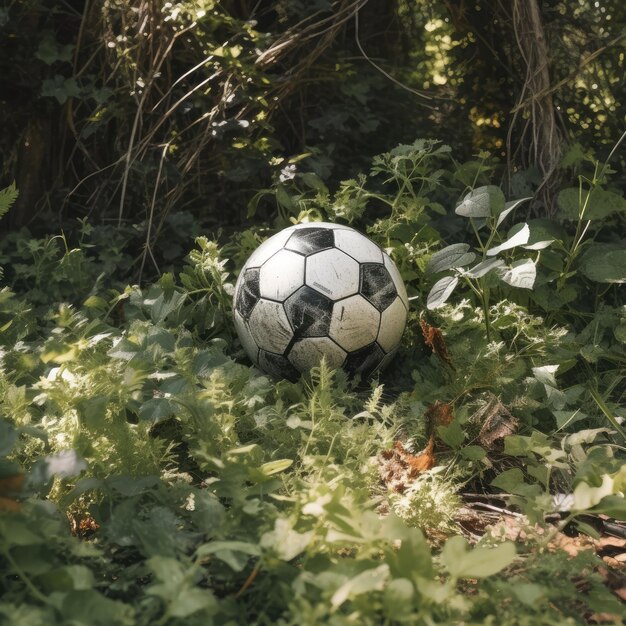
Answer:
508;0;563;214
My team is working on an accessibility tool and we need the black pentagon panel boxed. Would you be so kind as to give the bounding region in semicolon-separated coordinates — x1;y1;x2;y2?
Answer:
343;342;385;378
360;263;397;312
236;268;261;320
285;228;334;256
284;286;333;338
258;350;300;382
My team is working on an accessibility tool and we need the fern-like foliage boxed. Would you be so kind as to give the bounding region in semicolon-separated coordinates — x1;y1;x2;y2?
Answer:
0;181;18;221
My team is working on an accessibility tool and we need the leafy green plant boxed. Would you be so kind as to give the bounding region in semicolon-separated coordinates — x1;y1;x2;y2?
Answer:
1;138;626;626
425;184;549;340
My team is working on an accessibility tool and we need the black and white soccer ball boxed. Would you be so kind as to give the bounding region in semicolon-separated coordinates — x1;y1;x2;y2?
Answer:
233;222;408;380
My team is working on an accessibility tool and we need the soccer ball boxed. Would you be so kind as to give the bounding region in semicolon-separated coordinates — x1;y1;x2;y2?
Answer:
233;222;408;380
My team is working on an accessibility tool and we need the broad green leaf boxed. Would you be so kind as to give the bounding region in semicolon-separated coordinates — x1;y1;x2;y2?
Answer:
512;583;544;606
500;259;536;289
331;564;389;609
36;35;74;64
496;197;532;226
426;244;475;274
560;142;586;167
41;75;81;104
486;223;530;256
61;590;134;626
437;420;465;448
524;218;565;249
169;588;217;618
137;397;175;423
589;495;626;520
554;409;588;430
260;518;312;561
147;557;217;618
39;565;95;592
558;187;626;220
196;541;261;571
442;536;516;578
426;275;458;310
455;185;505;218
259;458;293;476
522;219;555;250
460;445;486;460
573;475;615;510
578;242;626;284
491;468;542;498
383;578;414;618
275;184;295;210
0;516;41;546
465;257;504;278
532;364;559;386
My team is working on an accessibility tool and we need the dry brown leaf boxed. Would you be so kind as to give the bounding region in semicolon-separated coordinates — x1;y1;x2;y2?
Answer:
589;612;624;624
473;395;519;449
425;400;454;429
420;319;454;369
404;438;436;474
550;531;595;558
378;439;436;492
68;513;100;538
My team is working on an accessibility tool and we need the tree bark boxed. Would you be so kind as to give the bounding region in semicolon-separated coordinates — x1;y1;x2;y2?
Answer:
509;0;563;213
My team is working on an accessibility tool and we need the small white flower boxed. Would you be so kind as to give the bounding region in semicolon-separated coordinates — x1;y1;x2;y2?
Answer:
279;164;296;182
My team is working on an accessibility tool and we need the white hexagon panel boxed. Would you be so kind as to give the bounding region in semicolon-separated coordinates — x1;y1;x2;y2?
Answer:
259;249;305;301
376;297;407;353
245;228;293;269
334;228;384;263
329;295;380;352
288;337;346;372
305;249;359;300
248;299;294;354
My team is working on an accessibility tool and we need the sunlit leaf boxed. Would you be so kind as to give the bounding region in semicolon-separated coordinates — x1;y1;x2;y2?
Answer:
426;275;458;309
465;257;504;278
455;185;505;218
442;536;516;578
486;223;530;256
500;258;536;289
496;197;532;226
426;243;475;274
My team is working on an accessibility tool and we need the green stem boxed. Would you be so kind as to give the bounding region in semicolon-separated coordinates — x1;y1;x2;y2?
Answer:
481;283;492;342
482;219;499;258
588;384;626;442
555;128;626;292
469;218;485;253
2;548;53;606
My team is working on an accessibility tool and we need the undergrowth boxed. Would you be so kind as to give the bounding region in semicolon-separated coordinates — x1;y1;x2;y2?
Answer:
0;140;624;625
